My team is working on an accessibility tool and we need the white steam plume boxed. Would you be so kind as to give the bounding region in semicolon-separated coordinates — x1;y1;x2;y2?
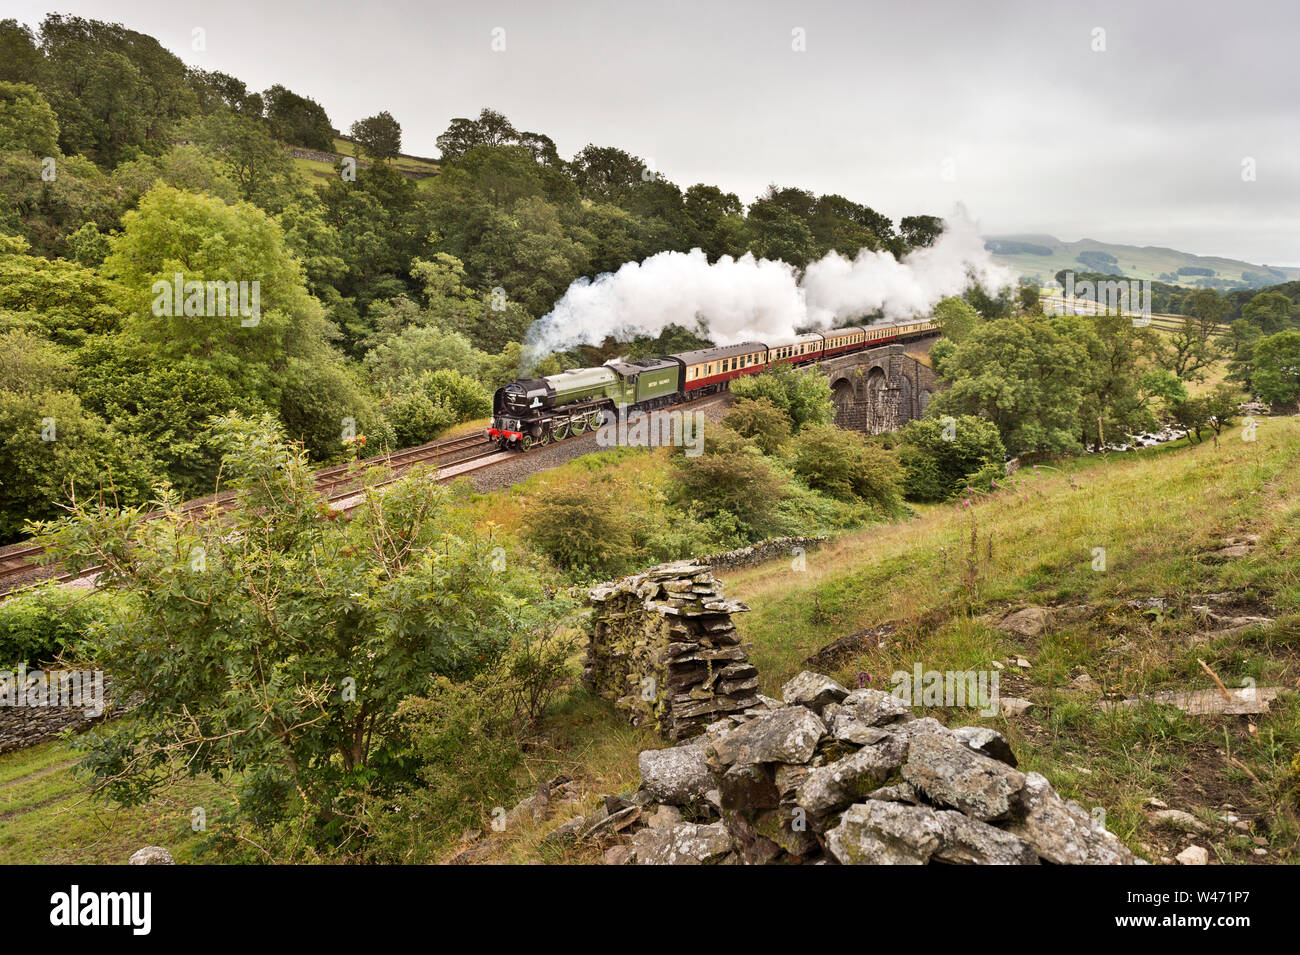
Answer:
526;207;1014;356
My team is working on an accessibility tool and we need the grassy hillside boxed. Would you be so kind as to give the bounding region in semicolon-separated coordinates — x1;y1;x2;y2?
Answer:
464;416;1300;863
4;417;1297;864
0;740;221;864
987;233;1300;290
290;137;440;185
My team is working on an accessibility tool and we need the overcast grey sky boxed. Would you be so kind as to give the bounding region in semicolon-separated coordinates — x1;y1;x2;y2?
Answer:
10;0;1299;264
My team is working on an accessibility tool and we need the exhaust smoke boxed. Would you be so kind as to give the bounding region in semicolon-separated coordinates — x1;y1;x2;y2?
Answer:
525;208;1013;358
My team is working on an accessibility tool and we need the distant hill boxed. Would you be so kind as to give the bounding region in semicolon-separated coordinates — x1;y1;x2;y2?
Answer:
984;233;1300;291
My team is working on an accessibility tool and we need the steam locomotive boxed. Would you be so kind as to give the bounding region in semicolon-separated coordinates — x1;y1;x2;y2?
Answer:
488;317;939;450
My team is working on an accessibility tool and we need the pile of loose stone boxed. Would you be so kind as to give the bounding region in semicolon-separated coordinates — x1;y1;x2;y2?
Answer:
584;561;760;741
598;670;1138;864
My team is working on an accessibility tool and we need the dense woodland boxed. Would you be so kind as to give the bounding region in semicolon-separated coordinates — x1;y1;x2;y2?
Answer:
0;14;967;542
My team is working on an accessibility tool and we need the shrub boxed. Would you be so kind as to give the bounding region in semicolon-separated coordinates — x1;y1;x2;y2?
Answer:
786;424;903;512
667;425;792;540
0;582;120;666
963;459;1007;494
34;413;556;852
899;415;1006;502
729;365;834;431
369;633;575;862
383;369;490;449
722;396;792;454
520;476;640;579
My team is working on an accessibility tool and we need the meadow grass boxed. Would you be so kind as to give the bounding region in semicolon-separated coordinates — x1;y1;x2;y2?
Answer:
0;739;222;864
499;415;1300;863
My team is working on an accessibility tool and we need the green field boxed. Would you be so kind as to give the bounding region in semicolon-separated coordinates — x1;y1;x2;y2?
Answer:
290;137;440;185
989;233;1300;289
0;740;222;864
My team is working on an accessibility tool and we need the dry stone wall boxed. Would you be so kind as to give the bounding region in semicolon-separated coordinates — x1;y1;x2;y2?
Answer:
583;559;1140;864
700;536;825;571
584;561;761;741
0;676;114;754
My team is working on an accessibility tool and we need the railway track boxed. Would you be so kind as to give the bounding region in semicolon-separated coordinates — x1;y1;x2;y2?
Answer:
0;430;502;596
0;378;778;595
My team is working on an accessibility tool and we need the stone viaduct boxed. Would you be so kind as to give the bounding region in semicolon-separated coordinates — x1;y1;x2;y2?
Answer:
819;337;941;434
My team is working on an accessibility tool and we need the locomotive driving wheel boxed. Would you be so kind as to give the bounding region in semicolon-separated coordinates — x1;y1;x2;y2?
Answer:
571;415;587;435
552;421;570;441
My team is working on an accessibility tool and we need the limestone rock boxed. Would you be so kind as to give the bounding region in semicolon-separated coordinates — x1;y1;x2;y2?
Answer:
504;791;549;828
604;844;636;865
720;763;780;811
647;805;684;829
721;811;784;865
1007;772;1136;864
951;726;1018;767
544;815;587;846
773;762;811;798
1000;696;1034;717
934;811;1039;865
1151;808;1208;833
839;688;912;726
639;742;712;804
582;805;641;842
129;846;174;865
707;706;826;768
822;703;894;745
1176;845;1209;865
827;801;943;865
752;807;820;858
795;745;907;817
998;607;1051;636
630;822;733;865
866;781;921;805
780;670;849;714
902;732;1026;821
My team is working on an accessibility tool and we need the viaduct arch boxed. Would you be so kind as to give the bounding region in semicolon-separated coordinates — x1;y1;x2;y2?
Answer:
819;340;940;434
